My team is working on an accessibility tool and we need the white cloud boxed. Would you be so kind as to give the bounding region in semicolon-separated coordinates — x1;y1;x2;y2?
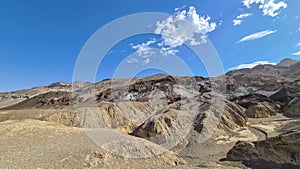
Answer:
292;51;300;56
233;13;252;26
243;0;257;8
159;47;178;56
243;0;287;17
237;13;253;19
141;58;151;65
219;20;223;26
126;58;139;63
238;30;277;43
155;6;217;48
233;19;242;26
229;61;276;70
131;6;217;58
296;42;300;47
174;5;186;11
126;58;151;65
131;39;157;57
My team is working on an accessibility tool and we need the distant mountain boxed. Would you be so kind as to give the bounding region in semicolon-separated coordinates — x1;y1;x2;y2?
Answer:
277;58;299;67
227;58;300;78
0;82;71;109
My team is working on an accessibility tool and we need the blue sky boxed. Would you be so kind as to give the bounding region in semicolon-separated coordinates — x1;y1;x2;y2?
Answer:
0;0;299;91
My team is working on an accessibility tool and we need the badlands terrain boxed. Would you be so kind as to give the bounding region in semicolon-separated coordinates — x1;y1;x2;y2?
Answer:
0;58;300;169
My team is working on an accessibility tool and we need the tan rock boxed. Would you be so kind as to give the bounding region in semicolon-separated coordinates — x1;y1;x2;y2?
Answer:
245;102;278;118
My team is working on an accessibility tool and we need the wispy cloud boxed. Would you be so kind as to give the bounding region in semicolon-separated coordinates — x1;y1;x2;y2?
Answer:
174;5;186;11
292;51;300;56
229;61;276;70
131;39;157;57
126;58;139;63
238;30;277;43
233;13;252;26
296;42;300;47
233;19;242;26
243;0;287;17
141;58;150;65
126;57;152;65
237;13;253;19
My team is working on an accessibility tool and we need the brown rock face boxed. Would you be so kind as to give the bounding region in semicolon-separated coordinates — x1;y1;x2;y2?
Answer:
40;111;80;127
131;108;180;139
270;87;300;106
131;99;248;146
284;98;300;117
245;102;279;118
219;101;247;130
227;131;300;167
230;93;271;109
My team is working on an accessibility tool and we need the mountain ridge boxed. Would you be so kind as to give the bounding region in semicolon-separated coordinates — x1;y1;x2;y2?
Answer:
227;58;300;78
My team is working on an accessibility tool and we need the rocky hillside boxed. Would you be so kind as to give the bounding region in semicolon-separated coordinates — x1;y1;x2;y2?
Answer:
0;58;300;168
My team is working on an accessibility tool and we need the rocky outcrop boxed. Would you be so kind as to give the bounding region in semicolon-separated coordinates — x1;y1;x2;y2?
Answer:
40;111;80;127
48;82;71;89
269;87;300;118
226;131;300;167
229;94;280;118
230;93;271;109
130;108;181;142
270;87;300;105
245;102;279;118
218;101;247;130
284;98;300;117
131;99;248;146
226;74;296;95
